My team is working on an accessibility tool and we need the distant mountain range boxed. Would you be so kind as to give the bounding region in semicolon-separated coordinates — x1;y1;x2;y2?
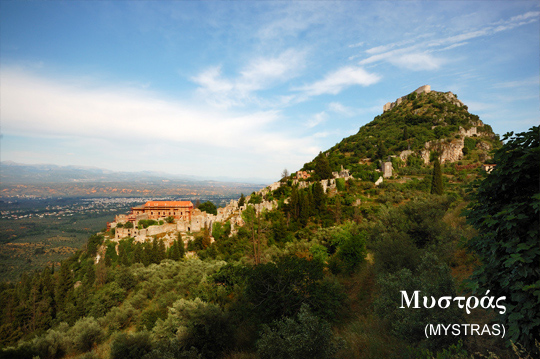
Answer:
0;161;267;198
1;161;199;184
0;161;266;185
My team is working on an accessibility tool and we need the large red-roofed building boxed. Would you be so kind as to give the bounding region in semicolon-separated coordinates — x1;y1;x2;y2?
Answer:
131;201;194;222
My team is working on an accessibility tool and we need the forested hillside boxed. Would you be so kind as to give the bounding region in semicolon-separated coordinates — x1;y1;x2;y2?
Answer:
1;90;538;359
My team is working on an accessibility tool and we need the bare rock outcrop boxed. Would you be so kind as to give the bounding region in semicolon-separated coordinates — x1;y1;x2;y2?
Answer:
422;138;465;164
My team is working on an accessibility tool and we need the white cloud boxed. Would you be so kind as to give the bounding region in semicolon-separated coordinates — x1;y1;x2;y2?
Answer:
388;52;445;71
348;41;364;48
238;49;306;92
192;49;306;108
255;2;332;41
493;11;540;27
296;66;381;96
1;67;335;180
328;102;352;115
356;10;539;71
0;67;318;159
493;76;539;89
312;131;330;138
192;66;234;93
306;111;328;128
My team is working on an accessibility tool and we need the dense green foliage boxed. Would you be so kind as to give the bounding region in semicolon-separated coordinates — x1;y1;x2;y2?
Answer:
314;151;333;180
243;256;346;324
465;126;540;352
256;304;339;359
198;201;217;215
374;253;464;350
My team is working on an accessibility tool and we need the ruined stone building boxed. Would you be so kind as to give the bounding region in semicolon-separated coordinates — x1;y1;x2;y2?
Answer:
381;162;393;178
296;171;311;180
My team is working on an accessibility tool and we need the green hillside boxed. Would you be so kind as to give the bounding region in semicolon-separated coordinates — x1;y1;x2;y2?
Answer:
302;89;500;180
1;88;537;359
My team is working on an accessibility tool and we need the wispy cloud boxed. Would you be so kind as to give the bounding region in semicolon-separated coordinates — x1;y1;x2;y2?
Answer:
306;111;328;128
493;76;539;89
192;49;306;108
1;67;319;161
355;10;540;71
388;52;446;71
296;66;381;97
328;102;353;116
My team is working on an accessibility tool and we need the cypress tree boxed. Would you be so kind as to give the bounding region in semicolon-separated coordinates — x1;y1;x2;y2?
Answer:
238;193;246;208
177;233;185;259
377;141;387;160
55;262;73;310
119;247;130;266
289;187;300;219
313;181;326;214
315;152;333;180
403;126;409;140
133;244;143;264
158;239;167;261
168;239;184;261
141;243;151;266
84;261;95;287
299;191;310;227
430;158;444;195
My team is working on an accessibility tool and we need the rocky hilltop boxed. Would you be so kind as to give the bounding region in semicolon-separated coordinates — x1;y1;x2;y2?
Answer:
301;85;500;178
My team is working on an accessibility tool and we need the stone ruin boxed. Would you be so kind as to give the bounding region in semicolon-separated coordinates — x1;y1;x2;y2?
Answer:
109;163;360;248
383;85;431;112
382;85;465;113
381;162;393;178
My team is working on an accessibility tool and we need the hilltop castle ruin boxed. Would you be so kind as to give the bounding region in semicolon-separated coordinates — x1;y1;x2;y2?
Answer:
383;85;464;113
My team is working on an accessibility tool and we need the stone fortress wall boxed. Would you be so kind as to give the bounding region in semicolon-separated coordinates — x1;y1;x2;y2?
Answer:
383;85;464;113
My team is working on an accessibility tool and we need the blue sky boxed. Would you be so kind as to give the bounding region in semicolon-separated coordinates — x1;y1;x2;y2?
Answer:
1;1;538;183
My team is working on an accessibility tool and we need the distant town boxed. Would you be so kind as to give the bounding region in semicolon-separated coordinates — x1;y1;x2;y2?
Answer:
0;196;242;221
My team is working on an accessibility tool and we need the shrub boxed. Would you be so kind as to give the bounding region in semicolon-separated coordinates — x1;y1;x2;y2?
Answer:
336;178;346;191
198;201;218;215
151;298;233;358
110;331;153;359
244;255;345;323
165;216;174;223
116;266;137;290
68;317;104;353
102;304;136;331
374;253;464;350
138;306;167;331
331;232;367;274
373;236;421;275
88;282;127;318
30;326;69;359
256;304;339;359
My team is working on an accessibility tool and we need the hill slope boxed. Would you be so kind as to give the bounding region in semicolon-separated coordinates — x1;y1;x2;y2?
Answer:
301;86;500;179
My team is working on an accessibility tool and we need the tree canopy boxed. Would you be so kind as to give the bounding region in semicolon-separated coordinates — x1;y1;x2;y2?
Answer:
198;201;217;215
314;152;333;180
466;126;540;351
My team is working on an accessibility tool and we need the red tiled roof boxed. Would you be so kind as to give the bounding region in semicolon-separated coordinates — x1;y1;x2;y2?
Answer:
144;201;193;207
